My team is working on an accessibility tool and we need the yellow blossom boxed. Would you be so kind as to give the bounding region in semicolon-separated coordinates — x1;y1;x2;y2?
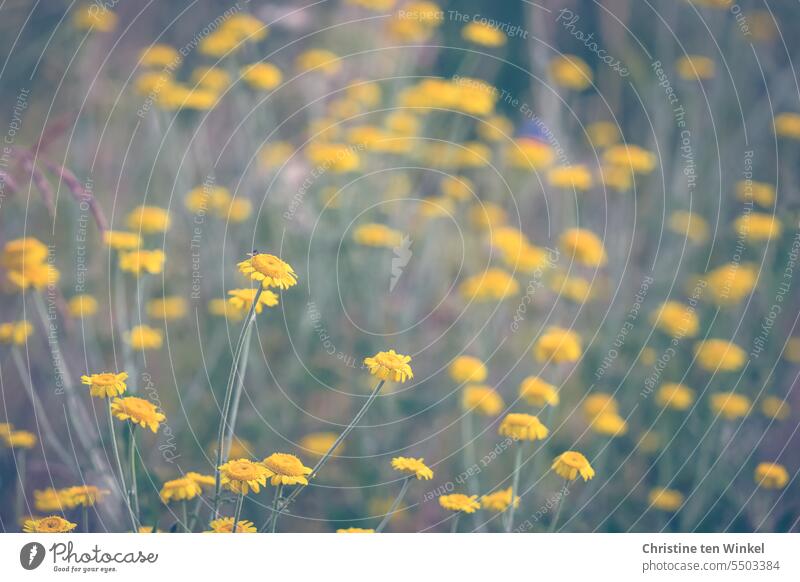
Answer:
676;55;715;80
710;392;751;420
519;376;559;407
651;301;699;338
81;372;128;399
363;349;413;383
241;62;282;91
668;210;709;244
119;249;165;276
207;517;257;533
754;462;789;489
23;515;77;533
498;413;549;441
461;385;504;416
126;205;170;234
391;457;434;480
656;383;695;411
533;326;582;363
0;321;33;345
559;228;607;267
237;253;298;290
110;396;166;432
261;453;313;486
649;488;684;511
694;340;747;372
480;487;519;512
552;451;595;481
461;21;506;46
550;55;592;90
126;325;163;351
219;459;270;494
449;356;487;383
439;493;480;513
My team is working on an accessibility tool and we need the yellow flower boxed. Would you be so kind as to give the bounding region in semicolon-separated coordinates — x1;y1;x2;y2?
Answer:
480;487;519;512
736;180;775;207
3;430;37;449
0;321;33;345
550;55;592;90
191;67;232;92
586;121;619;148
604;144;657;174
126;205;170;234
337;527;376;533
591;413;628;437
734;212;782;241
147;296;187;321
599;165;632;191
364;349;413;383
477;114;513;142
219;459;270;494
460;269;520;301
186;472;216;491
462;385;504;416
470;203;507;229
296;49;341;74
81;372;128;399
67;294;98;318
648;488;684;511
439;493;481;513
0;422;12;437
260;142;294;169
668;210;709;244
227;288;279;316
498;413;549;441
461;21;506;46
23;515;77;533
506;138;555;170
198;30;240;58
261;453;313;486
676;55;715;80
225;198;252;223
139;44;180;68
103;230;142;250
221;13;268;41
391;457;434;480
206;517;257;533
61;485;110;507
774;113;800;139
33;488;69;513
305;142;360;172
208;298;239;321
119;249;165;276
137;526;162;533
160;477;202;503
651;301;699;338
547;165;593;190
6;262;60;291
2;237;48;269
519;376;559;408
300;432;343;457
656;383;695;411
704;263;758;305
694;340;747;372
449;356;487;383
241;62;282;91
353;224;403;247
185;185;231;214
640;347;657;367
385;111;420;137
533;326;582;364
754;462;789;489
72;4;117;32
637;431;661;454
559;228;607;267
237;253;298;290
549;272;592;303
126;325;163;351
552;451;595;482
761;396;790;421
110;396;166;432
583;393;618;419
710;392;751;420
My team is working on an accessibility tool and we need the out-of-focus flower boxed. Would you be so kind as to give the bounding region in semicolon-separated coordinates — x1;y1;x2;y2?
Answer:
547;165;593;190
353;223;403;247
219;459;269;494
649;488;684;511
710;392;752;420
668;210;709;244
704;263;758;305
198;30;240;58
238;253;298;290
147;296;188;321
733;212;782;241
81;372;128;399
103;231;142;251
300;432;342;457
2;237;49;269
506;138;555;170
656;383;695;411
23;516;77;533
111;396;166;432
72;4;117;32
761;396;790;421
461;21;506;47
736;180;775;208
591;413;628;437
185;185;231;214
119;249;165;276
439;493;480;513
3;430;37;449
460;269;520;301
550;55;592;90
534;326;582;363
651;301;699;338
754;462;789;489
549;272;592;304
337;527;376;533
227;288;279;316
139;44;180;68
470;202;507;229
774;113;800;139
748;11;778;43
477;115;513;141
261;453;313;486
68;294;98;318
552;451;595;481
191;67;231;92
62;485;110;508
0;321;33;345
481;487;519;512
520;376;559;408
363;350;413;383
559;228;607;267
221;13;268;42
126;325;163;351
296;49;341;74
676;55;715;80
241;62;283;91
441;176;474;201
461;385;504;416
126;206;170;234
186;472;216;491
498;413;549;441
305;142;360;172
260;142;294;169
391;457;434;480
449;356;487;383
207;517;257;533
695;340;747;372
599;165;632;191
586;121;619;148
604;144;657;174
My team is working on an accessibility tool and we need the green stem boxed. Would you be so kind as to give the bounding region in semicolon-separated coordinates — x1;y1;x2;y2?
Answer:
82;505;89;533
15;450;26;526
505;443;523;532
270;485;283;533
375;477;411;533
261;379;386;531
181;500;189;533
232;492;244;533
548;479;569;533
129;425;139;522
108;402;137;531
450;512;461;533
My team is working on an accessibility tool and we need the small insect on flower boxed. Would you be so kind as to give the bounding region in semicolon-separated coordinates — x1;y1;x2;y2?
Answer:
481;487;519;512
391;457;434;480
81;372;128;399
439;493;481;514
754;462;789;490
261;453;313;486
23;515;77;533
336;527;375;533
206;517;257;533
219;459;270;494
498;413;549;442
648;488;684;512
363;349;414;383
110;396;166;433
237;252;298;290
448;355;487;383
552;451;595;482
160;477;203;503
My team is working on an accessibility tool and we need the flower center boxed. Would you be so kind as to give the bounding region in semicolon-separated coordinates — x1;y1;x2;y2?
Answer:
561;452;584;467
94;374;117;386
251;254;283;276
228;460;259;480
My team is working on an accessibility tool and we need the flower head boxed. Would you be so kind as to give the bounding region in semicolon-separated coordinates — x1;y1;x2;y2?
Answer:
34;488;70;512
23;515;77;533
591;413;628;437
147;296;187;321
81;372;128;398
241;62;282;90
439;493;481;513
186;472;216;490
480;487;519;512
126;205;170;234
68;295;98;318
552;451;595;482
448;356;487;383
754;462;789;489
219;459;269;494
391;457;433;480
694;340;747;372
261;453;313;486
125;325;163;351
655;383;695;411
103;230;142;251
119;249;165;276
206;517;257;533
461;21;506;47
227;288;279;316
710;392;751;420
160;477;202;503
550;55;592;90
299;432;343;457
0;321;33;345
363;349;413;383
534;327;582;364
461;385;504;416
110;396;166;432
498;413;549;442
519;376;559;408
583;393;618;418
237;253;297;290
669;210;709;244
648;488;684;511
352;223;403;247
61;485;110;508
459;269;520;301
559;228;607;267
761;396;790;421
3;430;37;448
651;301;699;338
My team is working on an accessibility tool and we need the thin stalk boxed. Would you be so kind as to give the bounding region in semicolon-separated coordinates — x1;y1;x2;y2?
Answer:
375;477;410;532
450;512;461;533
505;443;523;532
232;492;245;533
270;485;283;533
82;505;89;533
225;320;255;451
548;479;569;533
211;286;263;519
261;379;386;531
181;500;189;533
15;450;26;525
129;426;139;521
107;402;137;530
187;496;203;531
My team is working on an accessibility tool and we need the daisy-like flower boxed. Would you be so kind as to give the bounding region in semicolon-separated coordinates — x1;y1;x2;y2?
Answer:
498;413;549;441
754;462;789;489
558;228;607;267
552;451;595;482
648;488;684;512
391;457;434;480
6;263;60;292
461;385;504;416
261;453;313;486
363;349;413;383
519;376;559;407
186;471;216;491
227;288;279;316
110;397;166;433
533;327;582;363
2;237;49;268
23;516;77;533
206;517;257;533
81;372;128;398
61;485;110;508
125;325;163;351
126;205;171;234
103;230;142;251
439;493;481;514
448;355;487;383
237;253;297;290
119;249;165;276
160;477;202;503
481;487;519;512
33;488;69;512
336;527;375;533
219;459;270;494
